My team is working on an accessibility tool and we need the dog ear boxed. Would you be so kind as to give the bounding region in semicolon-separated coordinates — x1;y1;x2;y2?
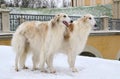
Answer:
54;15;60;22
51;15;60;27
51;19;55;27
83;16;88;22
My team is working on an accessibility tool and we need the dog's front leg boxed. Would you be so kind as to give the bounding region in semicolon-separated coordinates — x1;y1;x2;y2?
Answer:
68;52;78;72
46;53;56;73
39;47;46;72
32;52;39;70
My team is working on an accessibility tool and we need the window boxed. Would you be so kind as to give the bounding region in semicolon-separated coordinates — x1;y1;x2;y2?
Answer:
80;51;96;57
119;58;120;61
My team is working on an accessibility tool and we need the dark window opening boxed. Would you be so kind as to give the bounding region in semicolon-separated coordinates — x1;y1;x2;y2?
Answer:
80;52;96;57
71;0;74;7
119;58;120;61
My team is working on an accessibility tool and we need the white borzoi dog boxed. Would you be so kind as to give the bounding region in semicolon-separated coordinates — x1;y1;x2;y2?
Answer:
11;13;73;72
45;14;96;73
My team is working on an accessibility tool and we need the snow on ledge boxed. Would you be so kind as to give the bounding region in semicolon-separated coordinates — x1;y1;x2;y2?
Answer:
0;45;120;79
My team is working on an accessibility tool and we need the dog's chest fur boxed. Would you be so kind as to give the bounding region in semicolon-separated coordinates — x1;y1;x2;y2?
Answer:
62;22;92;54
45;23;66;52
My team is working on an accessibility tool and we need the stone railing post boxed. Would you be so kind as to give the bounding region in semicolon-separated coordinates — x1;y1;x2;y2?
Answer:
101;16;109;31
0;8;10;32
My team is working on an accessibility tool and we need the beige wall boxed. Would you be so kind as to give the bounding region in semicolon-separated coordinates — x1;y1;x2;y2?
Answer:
1;33;120;60
87;35;120;59
71;0;112;6
0;39;11;45
112;0;120;19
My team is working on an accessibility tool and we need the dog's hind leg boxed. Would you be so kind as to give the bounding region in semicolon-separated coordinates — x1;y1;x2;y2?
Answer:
15;52;20;71
12;34;27;71
19;51;28;69
15;43;26;71
19;42;29;69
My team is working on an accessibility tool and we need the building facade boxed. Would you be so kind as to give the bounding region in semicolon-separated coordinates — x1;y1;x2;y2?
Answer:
71;0;112;7
1;31;120;60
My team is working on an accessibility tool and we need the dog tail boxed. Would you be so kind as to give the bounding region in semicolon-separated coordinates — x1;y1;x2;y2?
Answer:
11;33;26;54
11;32;29;68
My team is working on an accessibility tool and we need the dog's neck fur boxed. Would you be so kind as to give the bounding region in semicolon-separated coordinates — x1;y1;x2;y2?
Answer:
50;21;66;42
72;19;92;37
64;19;92;53
51;22;66;32
77;19;91;31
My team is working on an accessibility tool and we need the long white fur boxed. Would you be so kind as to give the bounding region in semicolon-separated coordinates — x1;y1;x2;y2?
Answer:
46;14;96;72
11;13;72;72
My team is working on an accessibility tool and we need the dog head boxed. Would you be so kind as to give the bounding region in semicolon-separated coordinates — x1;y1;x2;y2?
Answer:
51;13;73;27
81;14;96;27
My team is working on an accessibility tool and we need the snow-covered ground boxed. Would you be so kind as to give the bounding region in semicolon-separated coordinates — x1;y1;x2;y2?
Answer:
0;45;120;79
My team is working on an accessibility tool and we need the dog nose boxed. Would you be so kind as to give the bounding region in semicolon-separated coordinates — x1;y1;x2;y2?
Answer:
70;20;73;23
94;24;97;27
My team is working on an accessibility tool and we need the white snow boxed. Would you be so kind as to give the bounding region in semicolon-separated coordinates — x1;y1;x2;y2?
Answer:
0;45;120;79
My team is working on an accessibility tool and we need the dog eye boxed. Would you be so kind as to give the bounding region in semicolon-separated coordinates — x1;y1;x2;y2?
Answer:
89;17;92;20
63;15;66;18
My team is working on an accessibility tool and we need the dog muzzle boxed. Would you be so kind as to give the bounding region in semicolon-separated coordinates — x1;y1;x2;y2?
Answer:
63;21;69;27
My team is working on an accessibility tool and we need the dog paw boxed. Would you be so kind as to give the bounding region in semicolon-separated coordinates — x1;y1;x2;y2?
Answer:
15;68;19;72
49;68;56;73
32;68;39;71
23;66;29;69
40;68;47;73
71;67;78;72
50;70;56;73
